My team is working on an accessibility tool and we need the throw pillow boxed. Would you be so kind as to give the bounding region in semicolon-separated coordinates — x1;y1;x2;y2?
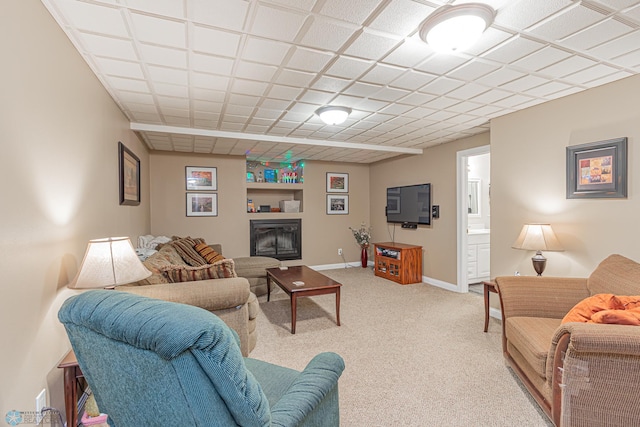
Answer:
194;243;225;264
161;259;238;283
170;236;208;267
561;293;625;324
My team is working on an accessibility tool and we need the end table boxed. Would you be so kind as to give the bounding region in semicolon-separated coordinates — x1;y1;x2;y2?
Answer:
483;280;498;332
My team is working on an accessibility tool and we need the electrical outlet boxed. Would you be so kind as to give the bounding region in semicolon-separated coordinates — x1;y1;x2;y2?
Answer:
36;389;46;425
338;248;343;256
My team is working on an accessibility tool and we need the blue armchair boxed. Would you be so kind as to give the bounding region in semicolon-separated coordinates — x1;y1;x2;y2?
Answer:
58;290;344;426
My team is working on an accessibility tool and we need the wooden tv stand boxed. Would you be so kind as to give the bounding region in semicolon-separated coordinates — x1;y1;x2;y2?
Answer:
373;242;422;285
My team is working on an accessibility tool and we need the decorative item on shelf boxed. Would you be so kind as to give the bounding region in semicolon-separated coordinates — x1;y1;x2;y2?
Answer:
512;224;564;276
69;237;151;289
349;222;372;268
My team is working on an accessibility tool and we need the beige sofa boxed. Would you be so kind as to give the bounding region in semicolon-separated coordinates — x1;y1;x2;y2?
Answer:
497;254;640;426
116;241;279;356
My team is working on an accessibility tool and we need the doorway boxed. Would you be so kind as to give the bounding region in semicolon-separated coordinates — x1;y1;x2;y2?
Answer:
456;145;490;293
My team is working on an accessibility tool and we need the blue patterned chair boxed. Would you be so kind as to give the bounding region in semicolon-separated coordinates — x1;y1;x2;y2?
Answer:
58;290;344;426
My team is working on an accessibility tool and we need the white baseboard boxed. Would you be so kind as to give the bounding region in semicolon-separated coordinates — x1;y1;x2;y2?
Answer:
422;275;459;292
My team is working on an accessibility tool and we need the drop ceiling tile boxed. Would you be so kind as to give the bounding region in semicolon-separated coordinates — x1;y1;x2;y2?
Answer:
300;16;358;51
58;1;128;37
500;74;549;91
78;33;138;60
267;84;303;100
325;56;373;79
241;37;291;65
528;4;605;41
94;57;144;79
261;98;292;110
191;53;234;75
539;55;599;78
276;69;316;86
189;0;248;31
286;47;334;73
129;13;186;48
419;77;465;96
448;60;501;81
124;0;186;18
360;63;405;85
424;96;461;110
343;29;401;59
235;61;278;81
140;44;188;68
298;89;336;105
590;31;640;60
482;35;546;63
471;89;513;104
465;27;514;56
415;54;469;75
370;87;411;102
382;38;433;68
130;111;161;122
232;78;269;95
250;3;307;41
476;67;527;86
117;91;155;104
612;48;640;68
344;82;383;97
225;104;255;116
525;80;573;97
191;87;226;102
153;82;189;97
390;70;437;91
512;46;573;71
107;76;150;92
191;72;230;91
157;96;190;109
446;101;484;114
148;65;189;85
561;18;634;51
368;0;434;37
398;92;437;107
563;64;618;85
495;0;572;30
193;25;241;56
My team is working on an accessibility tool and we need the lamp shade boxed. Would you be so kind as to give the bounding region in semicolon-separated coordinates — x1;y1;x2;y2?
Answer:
419;3;495;53
69;237;151;289
512;224;564;252
315;106;352;125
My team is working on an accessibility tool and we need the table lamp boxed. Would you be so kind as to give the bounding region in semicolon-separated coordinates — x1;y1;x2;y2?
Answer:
512;224;563;276
68;237;151;289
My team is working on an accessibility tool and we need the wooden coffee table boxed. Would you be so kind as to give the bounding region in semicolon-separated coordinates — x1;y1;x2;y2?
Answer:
266;266;342;334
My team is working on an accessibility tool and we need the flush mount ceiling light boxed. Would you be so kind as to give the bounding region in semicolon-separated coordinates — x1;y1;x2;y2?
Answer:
419;3;495;53
315;106;352;125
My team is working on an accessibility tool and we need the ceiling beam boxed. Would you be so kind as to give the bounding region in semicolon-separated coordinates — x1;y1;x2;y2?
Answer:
130;123;423;155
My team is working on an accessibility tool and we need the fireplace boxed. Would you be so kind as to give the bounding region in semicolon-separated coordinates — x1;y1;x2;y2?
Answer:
250;219;302;261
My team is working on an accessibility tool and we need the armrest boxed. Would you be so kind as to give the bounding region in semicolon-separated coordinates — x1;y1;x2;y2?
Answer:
496;276;589;319
555;322;640;356
270;352;345;427
116;277;250;312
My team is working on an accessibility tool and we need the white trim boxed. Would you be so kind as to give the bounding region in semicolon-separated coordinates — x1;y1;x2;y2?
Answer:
490;307;502;320
131;122;423;155
422;275;459;292
456;145;490;294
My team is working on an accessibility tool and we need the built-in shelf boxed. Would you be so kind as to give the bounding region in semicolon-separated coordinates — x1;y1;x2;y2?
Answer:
246;182;304;214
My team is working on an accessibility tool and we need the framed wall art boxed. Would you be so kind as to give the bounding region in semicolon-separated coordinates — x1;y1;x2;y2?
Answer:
186;166;217;191
186;193;218;217
566;137;627;199
326;172;349;193
327;194;349;215
118;142;140;206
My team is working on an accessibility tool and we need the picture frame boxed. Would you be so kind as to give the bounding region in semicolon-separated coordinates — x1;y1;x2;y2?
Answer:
326;172;349;193
566;137;627;199
118;142;140;206
186;193;218;217
186;166;217;191
327;194;349;215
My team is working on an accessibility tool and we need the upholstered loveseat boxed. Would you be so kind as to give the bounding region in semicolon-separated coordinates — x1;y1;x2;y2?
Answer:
497;254;640;426
117;238;279;356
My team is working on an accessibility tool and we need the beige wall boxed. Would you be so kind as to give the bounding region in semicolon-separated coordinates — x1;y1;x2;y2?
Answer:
1;0;149;416
150;153;370;265
369;133;490;284
491;74;640;278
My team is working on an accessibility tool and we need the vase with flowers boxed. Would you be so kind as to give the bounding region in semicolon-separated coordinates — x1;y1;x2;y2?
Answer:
349;222;372;268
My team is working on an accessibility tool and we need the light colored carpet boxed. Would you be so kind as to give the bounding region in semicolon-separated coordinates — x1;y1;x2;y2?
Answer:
251;267;553;427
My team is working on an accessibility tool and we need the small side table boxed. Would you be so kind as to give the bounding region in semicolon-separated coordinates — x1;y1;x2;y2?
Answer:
483;280;498;332
57;350;83;427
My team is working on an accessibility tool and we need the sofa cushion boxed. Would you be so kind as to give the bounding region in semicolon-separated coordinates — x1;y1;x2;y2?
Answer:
506;317;561;380
171;237;208;267
561;294;625;324
162;259;238;283
588;254;640;296
194;243;225;264
233;256;281;278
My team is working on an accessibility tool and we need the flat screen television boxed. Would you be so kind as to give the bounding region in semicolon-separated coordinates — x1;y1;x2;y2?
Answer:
386;183;431;226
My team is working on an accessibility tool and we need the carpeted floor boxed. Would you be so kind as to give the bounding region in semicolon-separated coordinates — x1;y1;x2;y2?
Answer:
251;267;553;427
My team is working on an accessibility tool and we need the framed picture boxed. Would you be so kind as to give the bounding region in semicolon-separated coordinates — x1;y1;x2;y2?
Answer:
566;137;627;199
186;166;217;191
118;142;140;206
186;193;218;217
326;172;349;193
327;194;349;215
